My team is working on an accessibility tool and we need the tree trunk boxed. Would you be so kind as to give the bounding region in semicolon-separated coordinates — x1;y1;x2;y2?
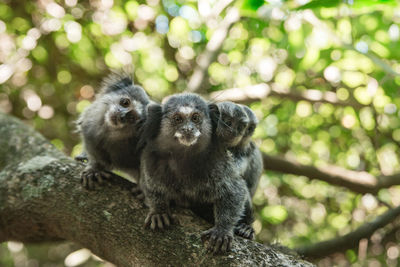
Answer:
0;113;314;266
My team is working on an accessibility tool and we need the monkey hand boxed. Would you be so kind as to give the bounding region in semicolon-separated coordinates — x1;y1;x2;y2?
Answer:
144;211;172;230
201;227;233;253
81;167;112;190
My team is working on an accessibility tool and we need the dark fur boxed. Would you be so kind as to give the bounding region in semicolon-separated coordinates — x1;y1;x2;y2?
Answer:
77;72;150;189
140;93;248;253
209;102;263;240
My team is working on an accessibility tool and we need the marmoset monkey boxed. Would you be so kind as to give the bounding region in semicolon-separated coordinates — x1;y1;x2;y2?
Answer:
210;101;263;240
77;73;150;189
140;93;248;253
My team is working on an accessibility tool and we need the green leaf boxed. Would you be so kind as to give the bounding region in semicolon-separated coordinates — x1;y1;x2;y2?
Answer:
296;0;340;10
296;0;396;10
241;0;265;11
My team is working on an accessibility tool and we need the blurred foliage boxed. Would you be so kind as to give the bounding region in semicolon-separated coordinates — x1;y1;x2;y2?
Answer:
2;0;400;266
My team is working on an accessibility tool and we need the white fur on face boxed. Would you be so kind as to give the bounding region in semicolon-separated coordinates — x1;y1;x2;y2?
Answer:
179;106;194;115
104;108;124;129
132;100;143;116
174;130;201;146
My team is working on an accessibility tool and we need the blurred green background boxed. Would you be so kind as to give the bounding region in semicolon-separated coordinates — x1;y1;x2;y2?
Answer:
1;0;400;266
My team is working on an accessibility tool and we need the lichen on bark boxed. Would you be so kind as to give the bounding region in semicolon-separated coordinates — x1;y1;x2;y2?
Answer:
0;113;315;266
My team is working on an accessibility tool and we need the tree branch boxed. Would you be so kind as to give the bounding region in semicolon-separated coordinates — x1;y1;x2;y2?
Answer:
295;205;400;258
263;153;400;194
209;83;365;109
0;113;314;267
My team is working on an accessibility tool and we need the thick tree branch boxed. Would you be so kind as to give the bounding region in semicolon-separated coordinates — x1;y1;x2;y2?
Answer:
263;154;400;194
295;205;400;258
0;113;314;267
209;83;365;109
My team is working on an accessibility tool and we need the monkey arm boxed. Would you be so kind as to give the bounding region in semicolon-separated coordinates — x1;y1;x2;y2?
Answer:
201;177;247;253
234;192;255;240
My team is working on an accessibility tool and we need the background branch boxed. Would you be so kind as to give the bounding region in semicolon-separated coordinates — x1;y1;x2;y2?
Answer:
295;205;400;258
263;154;400;194
209;83;365;109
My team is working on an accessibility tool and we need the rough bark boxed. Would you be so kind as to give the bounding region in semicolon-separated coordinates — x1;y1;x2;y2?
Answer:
0;113;314;267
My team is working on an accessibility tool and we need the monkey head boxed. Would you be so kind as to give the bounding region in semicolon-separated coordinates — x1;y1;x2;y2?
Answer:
157;93;212;152
238;104;258;146
210;101;249;148
99;76;150;130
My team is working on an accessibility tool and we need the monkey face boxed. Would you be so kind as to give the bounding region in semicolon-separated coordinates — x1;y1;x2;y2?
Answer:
240;123;256;146
239;105;258;146
171;106;204;147
215;102;249;147
159;93;212;151
103;93;145;129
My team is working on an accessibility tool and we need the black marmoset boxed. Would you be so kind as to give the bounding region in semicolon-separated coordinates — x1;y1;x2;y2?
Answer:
209;101;263;240
236;104;263;198
140;93;248;253
77;72;150;189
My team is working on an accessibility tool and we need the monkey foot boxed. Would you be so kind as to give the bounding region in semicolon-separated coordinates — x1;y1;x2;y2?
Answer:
234;223;255;240
201;227;233;253
81;168;112;190
144;212;172;230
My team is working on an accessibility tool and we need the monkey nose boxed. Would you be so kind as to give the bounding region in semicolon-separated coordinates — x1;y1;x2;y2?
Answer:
181;127;194;135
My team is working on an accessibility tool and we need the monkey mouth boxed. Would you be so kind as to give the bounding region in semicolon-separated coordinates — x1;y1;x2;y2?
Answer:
108;112;137;127
226;135;242;147
174;132;199;146
218;130;242;147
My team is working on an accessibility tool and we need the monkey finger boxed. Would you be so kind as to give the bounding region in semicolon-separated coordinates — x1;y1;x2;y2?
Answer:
81;177;87;188
155;215;164;229
131;186;142;195
95;172;103;185
209;233;217;249
101;171;112;179
213;237;223;254
220;237;229;252
201;231;211;242
87;176;94;190
221;236;232;252
246;229;255;240
144;214;152;227
150;215;158;230
162;214;170;227
136;193;145;200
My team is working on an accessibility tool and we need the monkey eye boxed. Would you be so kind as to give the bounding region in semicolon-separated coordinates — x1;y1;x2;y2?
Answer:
173;114;183;124
191;113;201;123
119;98;131;107
224;118;232;127
237;123;245;132
247;125;255;133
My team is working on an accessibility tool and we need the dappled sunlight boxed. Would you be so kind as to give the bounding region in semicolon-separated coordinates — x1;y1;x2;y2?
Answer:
1;0;400;265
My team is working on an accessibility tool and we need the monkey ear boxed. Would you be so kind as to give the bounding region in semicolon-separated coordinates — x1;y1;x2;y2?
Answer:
100;72;133;94
208;103;220;122
136;103;163;152
208;103;220;131
208;103;220;116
